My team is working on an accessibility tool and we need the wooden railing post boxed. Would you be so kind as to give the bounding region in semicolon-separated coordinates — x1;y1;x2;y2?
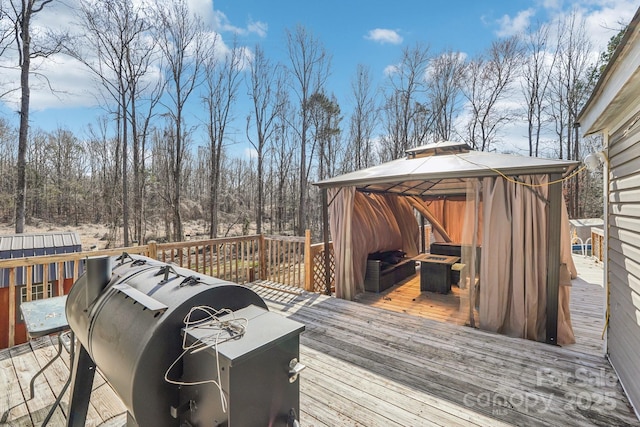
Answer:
590;228;604;262
304;230;312;291
8;268;15;347
259;234;266;280
148;241;158;260
26;265;32;302
57;262;65;296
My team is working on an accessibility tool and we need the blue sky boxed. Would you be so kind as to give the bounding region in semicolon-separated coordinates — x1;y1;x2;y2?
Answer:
0;0;636;156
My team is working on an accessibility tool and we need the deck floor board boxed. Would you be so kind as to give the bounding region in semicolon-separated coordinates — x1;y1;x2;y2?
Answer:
1;256;637;427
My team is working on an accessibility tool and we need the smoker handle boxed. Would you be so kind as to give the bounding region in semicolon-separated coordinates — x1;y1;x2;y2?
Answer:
288;358;306;383
112;283;168;313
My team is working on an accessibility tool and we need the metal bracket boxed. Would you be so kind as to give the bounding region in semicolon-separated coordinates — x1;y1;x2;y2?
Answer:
179;275;200;287
155;265;179;284
115;252;134;264
170;399;196;419
288;358;305;383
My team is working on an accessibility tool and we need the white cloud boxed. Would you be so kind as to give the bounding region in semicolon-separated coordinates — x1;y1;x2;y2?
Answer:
235;46;254;71
213;10;268;38
247;20;268;38
0;0;260;113
539;0;563;11
580;0;636;51
496;8;536;37
365;28;403;45
186;0;216;26
244;147;258;159
383;64;400;76
0;54;100;111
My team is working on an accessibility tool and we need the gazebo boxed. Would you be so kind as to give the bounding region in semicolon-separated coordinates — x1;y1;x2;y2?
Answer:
315;141;580;345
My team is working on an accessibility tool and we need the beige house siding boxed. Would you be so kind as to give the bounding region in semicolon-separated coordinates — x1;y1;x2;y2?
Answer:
607;118;640;412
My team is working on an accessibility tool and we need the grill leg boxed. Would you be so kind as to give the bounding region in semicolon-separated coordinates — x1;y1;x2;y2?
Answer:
65;341;96;427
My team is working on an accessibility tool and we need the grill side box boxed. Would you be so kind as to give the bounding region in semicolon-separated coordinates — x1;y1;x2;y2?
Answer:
180;305;305;427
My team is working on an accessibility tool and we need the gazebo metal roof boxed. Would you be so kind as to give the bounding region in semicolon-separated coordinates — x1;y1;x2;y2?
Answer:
315;141;580;197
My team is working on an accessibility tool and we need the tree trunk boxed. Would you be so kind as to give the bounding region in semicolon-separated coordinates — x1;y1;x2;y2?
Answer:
122;89;129;246
298;115;307;236
15;13;32;234
131;91;142;244
256;153;263;235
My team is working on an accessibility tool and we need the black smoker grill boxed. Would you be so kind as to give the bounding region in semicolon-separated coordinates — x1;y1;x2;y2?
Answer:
65;254;305;427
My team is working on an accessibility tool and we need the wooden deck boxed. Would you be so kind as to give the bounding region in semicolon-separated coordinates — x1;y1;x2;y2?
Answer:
355;254;607;357
1;261;638;426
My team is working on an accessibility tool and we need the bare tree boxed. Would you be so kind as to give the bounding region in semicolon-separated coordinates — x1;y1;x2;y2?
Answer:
131;77;164;243
269;98;295;233
25;128;46;218
246;44;283;235
521;23;556;157
202;39;242;238
378;91;403;162
45;127;84;222
427;50;466;142
548;10;596;217
380;42;431;160
156;0;207;241
548;10;593;161
72;0;155;245
6;0;64;232
344;63;377;171
285;25;331;236
464;36;522;151
0;1;19;98
308;91;341;182
150;124;178;240
85;118;119;228
0;117;17;220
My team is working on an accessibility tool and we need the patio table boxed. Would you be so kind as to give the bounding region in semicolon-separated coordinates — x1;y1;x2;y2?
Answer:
20;295;73;426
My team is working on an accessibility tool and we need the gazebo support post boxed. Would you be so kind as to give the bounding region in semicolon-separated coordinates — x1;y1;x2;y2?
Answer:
322;188;332;295
546;173;562;345
420;215;426;253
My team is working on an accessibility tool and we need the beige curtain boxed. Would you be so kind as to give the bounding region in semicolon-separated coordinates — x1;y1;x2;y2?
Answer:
559;200;577;344
427;199;482;243
479;175;575;345
384;194;420;258
479;177;513;333
460;181;480;327
328;187;355;300
328;188;420;300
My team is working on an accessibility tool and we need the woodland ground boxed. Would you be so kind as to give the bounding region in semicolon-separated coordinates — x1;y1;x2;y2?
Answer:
0;219;227;251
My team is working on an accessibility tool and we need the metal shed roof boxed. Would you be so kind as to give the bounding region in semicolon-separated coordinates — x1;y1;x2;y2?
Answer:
315;141;580;197
0;231;82;257
0;231;83;288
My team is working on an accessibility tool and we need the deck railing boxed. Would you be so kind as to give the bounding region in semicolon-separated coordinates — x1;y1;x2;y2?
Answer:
0;231;336;349
155;235;262;285
591;227;605;262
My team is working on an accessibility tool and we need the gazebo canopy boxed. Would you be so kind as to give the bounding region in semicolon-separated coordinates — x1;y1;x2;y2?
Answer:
316;142;579;197
314;141;581;346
